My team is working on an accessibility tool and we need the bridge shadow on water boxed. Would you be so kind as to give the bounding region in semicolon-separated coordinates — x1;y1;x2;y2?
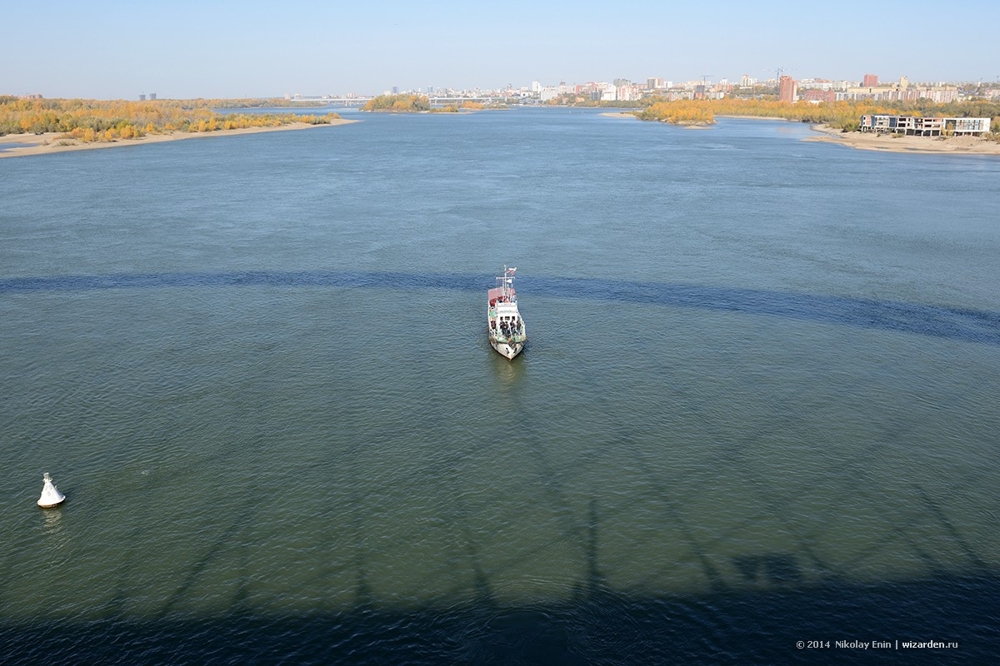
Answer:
0;572;995;665
3;270;1000;346
4;270;998;662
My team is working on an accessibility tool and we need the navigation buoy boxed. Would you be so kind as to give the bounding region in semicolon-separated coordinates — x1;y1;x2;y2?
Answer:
37;472;65;508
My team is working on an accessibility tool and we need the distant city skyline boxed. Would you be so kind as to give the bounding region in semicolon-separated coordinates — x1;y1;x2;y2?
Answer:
3;0;997;99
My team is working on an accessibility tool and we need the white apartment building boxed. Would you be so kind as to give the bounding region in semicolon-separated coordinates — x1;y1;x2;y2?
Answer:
860;115;991;136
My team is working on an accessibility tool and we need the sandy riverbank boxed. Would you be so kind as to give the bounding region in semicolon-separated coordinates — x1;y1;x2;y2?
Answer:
805;124;1000;156
599;113;1000;154
0;119;358;159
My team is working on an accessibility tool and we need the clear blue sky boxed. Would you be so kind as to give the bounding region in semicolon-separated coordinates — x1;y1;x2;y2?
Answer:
3;0;996;99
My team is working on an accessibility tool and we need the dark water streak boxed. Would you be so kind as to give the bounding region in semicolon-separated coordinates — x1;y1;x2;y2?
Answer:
4;270;1000;346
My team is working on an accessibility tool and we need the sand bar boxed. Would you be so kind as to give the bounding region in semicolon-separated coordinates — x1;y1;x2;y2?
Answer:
805;123;1000;156
602;113;1000;154
600;111;712;129
0;119;358;159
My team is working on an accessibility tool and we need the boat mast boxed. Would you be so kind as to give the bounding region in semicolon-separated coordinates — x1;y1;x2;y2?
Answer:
502;265;514;300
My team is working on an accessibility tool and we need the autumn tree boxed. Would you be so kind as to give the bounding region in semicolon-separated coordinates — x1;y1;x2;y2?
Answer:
0;98;340;141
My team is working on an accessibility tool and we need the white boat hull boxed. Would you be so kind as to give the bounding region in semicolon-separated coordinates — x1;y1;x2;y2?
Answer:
490;338;524;360
487;266;526;360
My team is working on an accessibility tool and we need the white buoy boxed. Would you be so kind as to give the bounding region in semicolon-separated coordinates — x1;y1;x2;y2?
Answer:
37;472;65;508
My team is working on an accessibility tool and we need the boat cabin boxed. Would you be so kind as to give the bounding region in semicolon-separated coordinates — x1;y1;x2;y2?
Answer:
487;286;515;307
488;286;522;333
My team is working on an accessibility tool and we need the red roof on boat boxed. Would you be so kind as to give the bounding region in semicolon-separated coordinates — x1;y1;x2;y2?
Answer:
488;287;515;303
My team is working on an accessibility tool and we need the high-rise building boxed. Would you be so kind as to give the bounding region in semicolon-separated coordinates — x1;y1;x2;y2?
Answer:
863;73;879;87
778;75;797;103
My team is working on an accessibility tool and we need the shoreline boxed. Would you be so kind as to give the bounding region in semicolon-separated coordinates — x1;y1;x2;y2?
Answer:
804;123;1000;156
599;112;1000;154
599;111;711;128
0;119;358;159
6;115;997;158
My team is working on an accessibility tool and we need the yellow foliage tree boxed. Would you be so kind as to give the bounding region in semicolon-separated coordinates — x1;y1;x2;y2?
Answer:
0;98;341;142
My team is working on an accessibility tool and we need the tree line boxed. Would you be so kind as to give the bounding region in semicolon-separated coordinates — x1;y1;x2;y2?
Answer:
360;94;430;112
532;92;1000;135
633;97;1000;136
362;97;497;113
0;98;340;142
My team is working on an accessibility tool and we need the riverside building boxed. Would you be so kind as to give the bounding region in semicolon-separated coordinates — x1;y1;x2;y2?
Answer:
860;115;991;136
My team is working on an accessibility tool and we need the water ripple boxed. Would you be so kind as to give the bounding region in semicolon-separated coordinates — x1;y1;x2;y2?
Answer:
3;270;999;345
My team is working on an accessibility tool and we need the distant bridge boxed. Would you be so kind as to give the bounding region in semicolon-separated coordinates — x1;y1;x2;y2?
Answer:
289;96;499;107
288;97;370;107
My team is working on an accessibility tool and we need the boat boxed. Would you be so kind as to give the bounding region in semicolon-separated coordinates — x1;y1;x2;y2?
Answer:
487;266;527;360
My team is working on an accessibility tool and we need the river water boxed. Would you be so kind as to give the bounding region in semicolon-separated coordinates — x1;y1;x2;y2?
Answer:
2;109;998;663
